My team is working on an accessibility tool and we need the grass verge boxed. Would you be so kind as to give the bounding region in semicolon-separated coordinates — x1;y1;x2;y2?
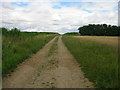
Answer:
2;34;56;76
62;36;118;88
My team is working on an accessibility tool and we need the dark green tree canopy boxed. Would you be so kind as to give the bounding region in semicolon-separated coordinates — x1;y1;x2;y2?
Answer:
0;27;20;36
78;24;120;36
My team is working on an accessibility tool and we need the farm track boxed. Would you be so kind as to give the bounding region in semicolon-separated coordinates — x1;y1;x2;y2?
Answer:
3;36;94;88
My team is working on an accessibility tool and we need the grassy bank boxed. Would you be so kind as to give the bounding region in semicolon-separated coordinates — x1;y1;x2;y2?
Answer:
2;28;57;76
62;36;118;88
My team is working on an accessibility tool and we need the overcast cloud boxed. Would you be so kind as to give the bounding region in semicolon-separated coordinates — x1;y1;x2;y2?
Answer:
0;0;119;34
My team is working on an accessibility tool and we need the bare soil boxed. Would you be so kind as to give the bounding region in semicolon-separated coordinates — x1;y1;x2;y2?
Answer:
3;36;94;88
74;36;118;47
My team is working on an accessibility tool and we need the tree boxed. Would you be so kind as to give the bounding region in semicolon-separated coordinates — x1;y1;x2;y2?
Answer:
78;24;119;36
9;28;20;36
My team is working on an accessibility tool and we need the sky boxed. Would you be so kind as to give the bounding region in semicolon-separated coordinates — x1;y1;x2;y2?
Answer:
0;0;119;34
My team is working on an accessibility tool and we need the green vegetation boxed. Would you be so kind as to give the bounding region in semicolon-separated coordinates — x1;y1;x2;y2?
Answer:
62;36;118;88
78;24;120;36
2;27;57;76
48;37;59;57
0;28;1;79
1;27;58;36
64;32;79;36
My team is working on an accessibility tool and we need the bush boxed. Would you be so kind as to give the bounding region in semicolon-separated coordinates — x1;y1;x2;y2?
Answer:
9;28;20;37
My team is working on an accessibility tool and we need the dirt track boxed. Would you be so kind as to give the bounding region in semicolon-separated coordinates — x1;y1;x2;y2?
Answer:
3;36;94;88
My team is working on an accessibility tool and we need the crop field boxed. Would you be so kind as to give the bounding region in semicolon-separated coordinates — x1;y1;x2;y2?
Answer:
2;28;57;76
74;36;118;47
62;36;118;88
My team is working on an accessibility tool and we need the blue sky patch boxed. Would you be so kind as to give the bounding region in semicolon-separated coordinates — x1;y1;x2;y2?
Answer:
11;2;28;7
53;5;62;9
59;2;82;8
83;9;93;13
52;2;94;9
52;2;83;9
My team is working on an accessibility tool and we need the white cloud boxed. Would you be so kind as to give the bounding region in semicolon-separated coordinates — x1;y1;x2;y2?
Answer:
1;0;119;2
0;0;118;34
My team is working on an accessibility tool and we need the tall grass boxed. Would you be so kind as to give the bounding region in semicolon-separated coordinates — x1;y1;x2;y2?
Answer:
0;29;2;79
2;29;56;76
62;36;118;88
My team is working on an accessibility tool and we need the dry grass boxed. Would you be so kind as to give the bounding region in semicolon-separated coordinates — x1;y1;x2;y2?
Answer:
74;36;118;47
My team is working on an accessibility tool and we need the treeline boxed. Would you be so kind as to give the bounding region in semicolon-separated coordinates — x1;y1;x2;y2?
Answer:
64;32;79;36
1;27;21;37
0;27;59;37
78;24;120;36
